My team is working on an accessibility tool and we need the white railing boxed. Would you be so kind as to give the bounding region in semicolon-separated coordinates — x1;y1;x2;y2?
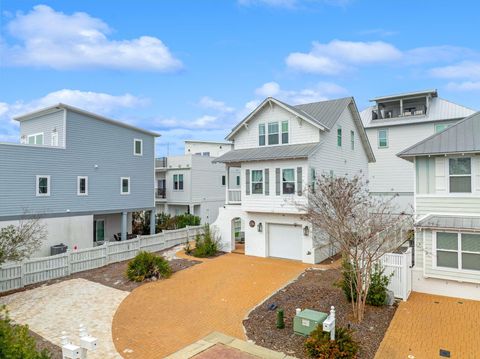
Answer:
0;225;203;293
380;247;412;301
228;189;241;204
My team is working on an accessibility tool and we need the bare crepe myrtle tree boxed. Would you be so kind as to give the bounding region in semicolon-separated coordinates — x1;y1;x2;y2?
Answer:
0;216;46;266
299;174;413;322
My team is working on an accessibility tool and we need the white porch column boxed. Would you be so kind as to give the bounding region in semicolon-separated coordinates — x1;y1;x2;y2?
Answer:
225;165;230;204
121;211;128;241
150;208;156;235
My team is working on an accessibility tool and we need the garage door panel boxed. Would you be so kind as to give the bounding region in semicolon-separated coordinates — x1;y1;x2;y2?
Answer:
268;224;302;261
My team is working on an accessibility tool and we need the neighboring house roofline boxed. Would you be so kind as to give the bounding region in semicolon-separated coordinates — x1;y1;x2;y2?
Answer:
369;89;438;102
348;98;375;163
184;139;233;145
14;103;160;137
225;97;327;140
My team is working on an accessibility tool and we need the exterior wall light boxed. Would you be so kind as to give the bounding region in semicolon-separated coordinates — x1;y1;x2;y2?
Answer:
257;222;263;232
303;225;310;236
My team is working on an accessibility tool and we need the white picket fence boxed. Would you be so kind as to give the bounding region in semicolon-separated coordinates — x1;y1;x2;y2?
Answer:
0;225;203;293
380;247;412;301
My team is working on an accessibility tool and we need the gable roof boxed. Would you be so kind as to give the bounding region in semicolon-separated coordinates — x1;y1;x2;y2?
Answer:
398;111;480;159
212;142;320;164
14;103;160;137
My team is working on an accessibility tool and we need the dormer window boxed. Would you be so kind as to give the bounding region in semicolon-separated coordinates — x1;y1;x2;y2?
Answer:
259;124;266;146
268;122;279;145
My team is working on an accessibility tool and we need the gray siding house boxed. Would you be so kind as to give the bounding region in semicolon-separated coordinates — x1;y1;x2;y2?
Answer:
0;104;159;257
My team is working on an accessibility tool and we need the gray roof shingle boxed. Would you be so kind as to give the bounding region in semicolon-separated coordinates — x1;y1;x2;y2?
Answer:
398;111;480;158
416;215;480;232
212;142;320;164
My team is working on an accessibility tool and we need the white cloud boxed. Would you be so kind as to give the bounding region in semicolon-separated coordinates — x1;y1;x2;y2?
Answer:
3;5;182;71
0;89;148;142
430;61;480;79
254;81;347;104
445;81;480;91
198;96;234;113
286;40;402;74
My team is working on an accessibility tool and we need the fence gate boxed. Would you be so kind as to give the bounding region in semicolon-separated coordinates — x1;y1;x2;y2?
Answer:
380;247;412;301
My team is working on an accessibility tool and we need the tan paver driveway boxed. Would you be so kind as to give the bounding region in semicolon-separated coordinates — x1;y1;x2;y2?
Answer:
376;292;480;359
112;253;311;358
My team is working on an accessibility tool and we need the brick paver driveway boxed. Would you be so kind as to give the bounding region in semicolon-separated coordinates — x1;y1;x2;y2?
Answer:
376;292;480;359
112;252;310;358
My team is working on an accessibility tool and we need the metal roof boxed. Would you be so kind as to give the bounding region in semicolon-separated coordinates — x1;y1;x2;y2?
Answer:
370;89;438;102
212;142;320;164
398;111;480;158
14;103;160;137
416;215;480;232
293;97;354;130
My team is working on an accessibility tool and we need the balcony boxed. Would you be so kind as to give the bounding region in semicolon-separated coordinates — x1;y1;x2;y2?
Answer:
155;188;166;201
372;97;428;120
155;157;167;168
227;189;241;205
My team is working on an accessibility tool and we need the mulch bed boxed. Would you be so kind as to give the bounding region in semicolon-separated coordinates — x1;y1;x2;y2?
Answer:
243;268;397;359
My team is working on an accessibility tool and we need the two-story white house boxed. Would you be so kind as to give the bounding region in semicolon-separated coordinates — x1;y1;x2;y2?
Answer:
361;89;475;213
398;112;480;300
211;96;375;264
155;140;238;224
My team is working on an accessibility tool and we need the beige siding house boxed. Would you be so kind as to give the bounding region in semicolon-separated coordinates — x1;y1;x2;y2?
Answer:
399;112;480;300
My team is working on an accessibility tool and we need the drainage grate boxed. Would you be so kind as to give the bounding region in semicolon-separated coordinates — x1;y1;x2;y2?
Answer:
439;349;451;357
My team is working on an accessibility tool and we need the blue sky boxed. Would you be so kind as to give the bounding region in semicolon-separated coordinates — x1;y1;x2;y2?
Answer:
1;0;479;155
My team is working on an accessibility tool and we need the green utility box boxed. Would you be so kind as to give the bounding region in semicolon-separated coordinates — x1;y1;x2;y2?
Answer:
293;309;328;336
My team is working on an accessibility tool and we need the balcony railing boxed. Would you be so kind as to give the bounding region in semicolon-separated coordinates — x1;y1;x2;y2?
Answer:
155;188;166;199
155;157;167;168
227;189;241;204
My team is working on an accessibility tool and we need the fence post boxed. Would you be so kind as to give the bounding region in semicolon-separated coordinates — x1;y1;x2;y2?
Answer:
67;251;72;276
402;251;407;301
186;226;190;244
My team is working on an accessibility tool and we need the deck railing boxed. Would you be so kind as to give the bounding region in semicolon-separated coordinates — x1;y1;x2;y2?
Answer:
227;189;241;204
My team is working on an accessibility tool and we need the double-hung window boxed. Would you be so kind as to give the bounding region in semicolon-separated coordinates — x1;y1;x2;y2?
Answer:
173;174;184;191
36;175;50;196
436;232;480;271
378;129;388;148
281;121;289;144
268;122;279;145
134;139;143;156
259;124;266;146
77;176;88;196
449;158;471;193
251;170;263;194
350;130;355;150
28;133;44;145
282;169;295;194
337;127;342;147
121;177;130;194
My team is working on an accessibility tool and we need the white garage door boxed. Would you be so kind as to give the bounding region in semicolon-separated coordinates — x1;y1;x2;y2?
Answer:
268;224;303;261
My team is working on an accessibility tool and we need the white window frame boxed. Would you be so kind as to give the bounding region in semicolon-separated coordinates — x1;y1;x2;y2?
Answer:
378;129;388;148
433;231;480;273
28;132;44;145
448;157;472;194
133;139;143;156
51;131;59;147
120;177;130;195
77;176;88;196
350;130;355;150
173;174;184;191
258;123;266;146
36;175;50;197
337;126;342;147
281;168;296;195
267;122;279;145
281;120;289;144
251;169;264;195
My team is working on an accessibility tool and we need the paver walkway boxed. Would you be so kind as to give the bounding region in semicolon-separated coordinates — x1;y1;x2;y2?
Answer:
112;252;311;358
376;292;480;359
0;278;128;359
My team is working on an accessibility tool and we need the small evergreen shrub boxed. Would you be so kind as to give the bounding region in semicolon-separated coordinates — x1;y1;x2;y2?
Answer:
126;251;172;282
305;325;359;359
0;306;51;359
188;225;220;258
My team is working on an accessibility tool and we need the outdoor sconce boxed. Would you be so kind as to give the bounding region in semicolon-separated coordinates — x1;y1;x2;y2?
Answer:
303;225;310;236
257;222;263;232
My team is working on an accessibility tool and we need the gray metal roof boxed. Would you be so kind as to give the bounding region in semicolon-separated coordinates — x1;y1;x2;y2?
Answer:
416;215;480;232
212;142;320;164
398;111;480;158
370;89;438;102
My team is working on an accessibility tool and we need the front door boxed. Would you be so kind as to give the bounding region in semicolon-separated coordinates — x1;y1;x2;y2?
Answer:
94;219;105;243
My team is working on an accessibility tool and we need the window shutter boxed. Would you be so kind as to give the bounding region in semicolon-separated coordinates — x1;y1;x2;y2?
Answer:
245;169;250;195
434;157;446;194
265;169;270;195
297;167;303;196
275;168;281;195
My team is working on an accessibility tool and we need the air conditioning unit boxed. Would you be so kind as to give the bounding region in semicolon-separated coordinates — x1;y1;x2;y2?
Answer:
51;243;68;255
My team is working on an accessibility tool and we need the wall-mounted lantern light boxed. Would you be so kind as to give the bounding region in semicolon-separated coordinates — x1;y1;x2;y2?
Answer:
303;225;310;236
257;222;263;232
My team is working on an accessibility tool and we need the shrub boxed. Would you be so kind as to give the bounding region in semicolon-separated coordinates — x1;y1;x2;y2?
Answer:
188;225;220;258
339;260;391;306
126;251;172;282
0;306;51;359
305;325;359;359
